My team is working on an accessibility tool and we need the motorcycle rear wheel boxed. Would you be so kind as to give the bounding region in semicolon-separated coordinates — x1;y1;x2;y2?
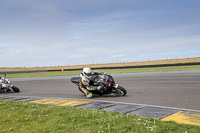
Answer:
11;86;20;92
114;86;126;96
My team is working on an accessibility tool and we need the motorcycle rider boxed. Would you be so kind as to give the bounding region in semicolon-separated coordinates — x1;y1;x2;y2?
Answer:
79;67;104;98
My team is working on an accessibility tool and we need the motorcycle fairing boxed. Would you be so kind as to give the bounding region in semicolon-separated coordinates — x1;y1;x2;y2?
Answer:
113;84;119;88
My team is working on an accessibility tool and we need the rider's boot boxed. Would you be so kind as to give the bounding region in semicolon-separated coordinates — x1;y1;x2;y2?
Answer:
80;87;93;98
86;92;93;98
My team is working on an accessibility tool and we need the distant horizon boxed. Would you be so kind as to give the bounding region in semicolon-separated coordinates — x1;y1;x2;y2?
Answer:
1;57;199;68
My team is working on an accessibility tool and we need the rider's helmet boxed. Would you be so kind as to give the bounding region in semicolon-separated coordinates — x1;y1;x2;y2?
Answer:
83;67;92;78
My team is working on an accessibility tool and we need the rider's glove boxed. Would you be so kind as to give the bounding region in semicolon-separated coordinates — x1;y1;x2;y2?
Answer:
97;84;104;91
97;85;104;93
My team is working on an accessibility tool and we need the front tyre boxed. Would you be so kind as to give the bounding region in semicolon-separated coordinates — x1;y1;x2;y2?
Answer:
114;86;126;96
11;86;20;92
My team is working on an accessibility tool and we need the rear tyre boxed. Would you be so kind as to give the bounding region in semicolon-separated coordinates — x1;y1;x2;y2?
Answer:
11;86;20;92
114;86;126;96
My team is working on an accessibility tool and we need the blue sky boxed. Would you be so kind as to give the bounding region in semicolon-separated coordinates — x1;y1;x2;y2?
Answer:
0;0;200;67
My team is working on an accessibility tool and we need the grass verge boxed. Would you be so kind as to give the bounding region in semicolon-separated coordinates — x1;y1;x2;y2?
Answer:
0;100;199;133
4;65;200;78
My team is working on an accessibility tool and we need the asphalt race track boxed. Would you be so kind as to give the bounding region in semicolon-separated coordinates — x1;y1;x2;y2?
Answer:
2;70;200;111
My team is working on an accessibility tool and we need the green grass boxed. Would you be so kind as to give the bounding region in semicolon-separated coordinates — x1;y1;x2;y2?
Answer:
4;65;200;78
5;70;83;78
0;100;199;133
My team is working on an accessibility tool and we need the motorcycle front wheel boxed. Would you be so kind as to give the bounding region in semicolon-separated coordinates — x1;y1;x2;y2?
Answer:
11;86;20;92
114;86;126;96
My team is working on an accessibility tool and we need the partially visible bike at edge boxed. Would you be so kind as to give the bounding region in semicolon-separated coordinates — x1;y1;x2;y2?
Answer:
0;74;20;93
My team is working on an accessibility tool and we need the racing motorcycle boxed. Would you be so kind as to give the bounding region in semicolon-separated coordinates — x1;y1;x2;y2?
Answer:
0;74;20;93
71;73;126;96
